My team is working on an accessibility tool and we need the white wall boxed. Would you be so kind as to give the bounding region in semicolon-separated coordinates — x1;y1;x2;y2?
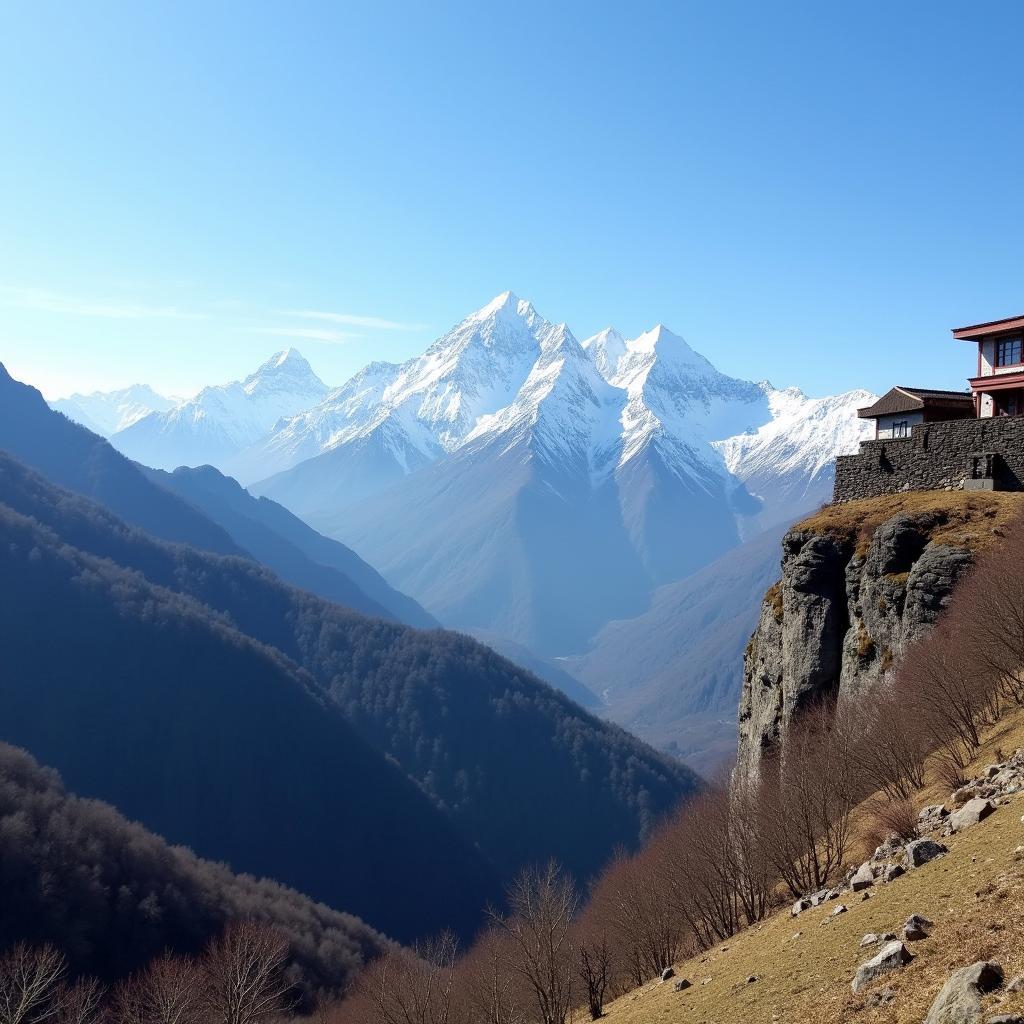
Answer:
875;411;923;439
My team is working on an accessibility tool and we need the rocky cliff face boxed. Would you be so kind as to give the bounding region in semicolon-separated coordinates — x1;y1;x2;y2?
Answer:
733;494;1013;781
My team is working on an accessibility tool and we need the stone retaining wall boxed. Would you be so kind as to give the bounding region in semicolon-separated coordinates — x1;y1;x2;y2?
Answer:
833;417;1024;502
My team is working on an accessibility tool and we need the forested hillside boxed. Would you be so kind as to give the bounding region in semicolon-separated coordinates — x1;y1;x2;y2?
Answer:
0;451;698;911
0;743;389;1002
0;477;500;942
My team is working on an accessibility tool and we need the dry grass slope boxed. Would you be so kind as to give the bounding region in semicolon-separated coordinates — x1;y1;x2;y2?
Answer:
601;710;1024;1024
797;491;1023;555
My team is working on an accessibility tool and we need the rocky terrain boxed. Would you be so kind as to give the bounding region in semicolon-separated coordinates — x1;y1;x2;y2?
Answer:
602;712;1024;1023
735;492;1021;780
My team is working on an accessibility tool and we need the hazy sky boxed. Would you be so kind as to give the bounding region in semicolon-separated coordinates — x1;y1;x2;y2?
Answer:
2;1;1022;399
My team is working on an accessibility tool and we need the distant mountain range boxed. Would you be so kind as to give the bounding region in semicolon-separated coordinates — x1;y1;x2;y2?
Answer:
46;292;874;766
241;294;871;655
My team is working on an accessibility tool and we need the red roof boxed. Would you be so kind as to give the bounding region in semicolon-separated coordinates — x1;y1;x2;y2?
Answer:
952;314;1024;341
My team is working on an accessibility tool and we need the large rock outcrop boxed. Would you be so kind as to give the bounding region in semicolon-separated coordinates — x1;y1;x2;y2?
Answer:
734;494;1011;781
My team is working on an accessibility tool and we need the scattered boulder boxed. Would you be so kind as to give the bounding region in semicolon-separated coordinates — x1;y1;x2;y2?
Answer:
792;897;812;917
987;1015;1024;1024
851;862;876;891
830;904;848;917
882;863;906;883
950;798;996;833
660;967;675;982
852;941;913;994
860;933;880;947
921;803;949;820
673;978;691;992
903;913;934;941
809;887;840;906
907;838;949;867
924;961;1003;1024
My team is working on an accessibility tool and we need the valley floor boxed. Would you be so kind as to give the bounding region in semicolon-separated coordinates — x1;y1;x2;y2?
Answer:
600;711;1024;1024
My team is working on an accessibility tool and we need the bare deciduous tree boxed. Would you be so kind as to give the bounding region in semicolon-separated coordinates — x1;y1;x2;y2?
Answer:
0;943;67;1024
490;862;576;1024
202;922;290;1024
112;952;205;1024
755;702;856;897
456;927;523;1024
575;935;610;1021
357;932;459;1024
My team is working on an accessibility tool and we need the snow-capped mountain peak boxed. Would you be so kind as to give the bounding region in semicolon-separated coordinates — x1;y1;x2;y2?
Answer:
108;349;330;471
50;383;177;437
582;327;628;380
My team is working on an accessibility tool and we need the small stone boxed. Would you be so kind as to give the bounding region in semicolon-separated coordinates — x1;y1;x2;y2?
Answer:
660;966;675;982
1007;975;1024;992
791;897;812;916
673;978;691;992
701;976;712;986
852;941;912;994
830;904;848;917
860;933;879;947
903;913;933;941
866;987;896;1007
746;975;758;984
987;1015;1024;1024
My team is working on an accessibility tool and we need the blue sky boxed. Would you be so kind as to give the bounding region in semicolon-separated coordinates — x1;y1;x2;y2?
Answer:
1;1;1022;399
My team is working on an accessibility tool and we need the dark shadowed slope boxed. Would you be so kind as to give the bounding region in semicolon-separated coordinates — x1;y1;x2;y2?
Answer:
0;479;500;943
570;524;788;775
144;463;438;627
0;743;390;1002
0;451;700;889
1;362;433;628
0;363;240;555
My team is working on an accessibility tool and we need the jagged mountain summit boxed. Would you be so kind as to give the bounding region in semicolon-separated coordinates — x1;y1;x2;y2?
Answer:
238;294;871;654
111;348;330;471
51;383;177;436
227;292;580;494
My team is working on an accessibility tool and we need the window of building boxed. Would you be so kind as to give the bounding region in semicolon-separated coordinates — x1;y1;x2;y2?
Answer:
892;419;909;438
997;392;1022;416
995;335;1023;367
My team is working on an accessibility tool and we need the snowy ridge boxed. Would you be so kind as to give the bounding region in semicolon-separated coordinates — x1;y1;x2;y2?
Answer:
239;294;873;519
51;384;177;437
713;384;874;488
109;349;329;471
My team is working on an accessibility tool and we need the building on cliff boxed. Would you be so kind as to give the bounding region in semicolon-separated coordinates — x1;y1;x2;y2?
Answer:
834;313;1024;501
